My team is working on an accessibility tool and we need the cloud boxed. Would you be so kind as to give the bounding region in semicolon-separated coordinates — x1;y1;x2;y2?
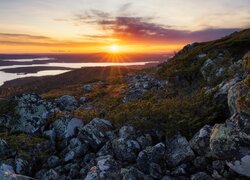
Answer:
0;33;101;47
75;11;240;44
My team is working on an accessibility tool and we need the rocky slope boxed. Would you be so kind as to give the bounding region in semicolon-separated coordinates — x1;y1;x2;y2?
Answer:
0;29;250;179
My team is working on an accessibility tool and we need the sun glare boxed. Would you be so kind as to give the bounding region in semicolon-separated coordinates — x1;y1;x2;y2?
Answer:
109;44;120;53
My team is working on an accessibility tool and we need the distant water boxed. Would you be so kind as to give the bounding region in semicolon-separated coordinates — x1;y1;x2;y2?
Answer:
0;58;159;86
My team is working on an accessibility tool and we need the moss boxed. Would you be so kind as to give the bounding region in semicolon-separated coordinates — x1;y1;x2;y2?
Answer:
0;133;47;160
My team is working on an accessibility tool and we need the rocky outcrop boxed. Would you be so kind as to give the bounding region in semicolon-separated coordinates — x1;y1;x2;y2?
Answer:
56;95;77;111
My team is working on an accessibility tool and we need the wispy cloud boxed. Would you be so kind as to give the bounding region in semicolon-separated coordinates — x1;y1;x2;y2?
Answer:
75;10;240;44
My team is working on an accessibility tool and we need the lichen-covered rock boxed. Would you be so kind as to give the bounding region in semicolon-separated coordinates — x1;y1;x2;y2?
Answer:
51;117;84;140
56;95;77;111
0;164;15;180
86;155;121;180
227;155;250;178
189;125;212;156
10;93;52;134
210;124;239;159
112;138;141;162
78;118;114;150
165;134;195;167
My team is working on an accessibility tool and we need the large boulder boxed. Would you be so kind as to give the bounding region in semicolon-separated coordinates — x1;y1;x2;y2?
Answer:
165;134;195;167
78;118;114;150
189;125;212;156
210;124;239;159
10;94;52;134
112;138;141;163
56;95;77;111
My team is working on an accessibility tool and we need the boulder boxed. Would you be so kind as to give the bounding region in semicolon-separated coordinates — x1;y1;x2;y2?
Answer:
15;158;29;175
165;134;195;167
47;156;60;169
210;124;239;159
137;143;165;164
41;169;59;180
52;117;84;140
122;167;153;180
0;164;15;180
112;138;141;162
56;95;77;111
86;155;121;180
9;93;52;134
227;155;250;178
119;126;137;139
189;125;212;156
62;137;88;162
78;118;114;150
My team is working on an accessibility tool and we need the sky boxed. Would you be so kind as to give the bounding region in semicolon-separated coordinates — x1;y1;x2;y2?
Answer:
0;0;249;54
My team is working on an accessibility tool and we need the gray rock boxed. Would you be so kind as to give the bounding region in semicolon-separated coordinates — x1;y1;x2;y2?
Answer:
56;95;77;111
122;167;153;180
189;125;212;156
78;118;114;150
10;93;52;134
210;124;239;159
47;156;60;168
137;143;165;164
96;141;114;157
166;134;195;167
63;137;88;162
192;156;207;170
0;164;15;180
227;155;250;178
52;117;84;140
112;138;141;162
86;155;121;180
191;172;213;180
79;97;87;104
119;126;136;139
136;134;152;149
171;164;186;176
15;158;29;175
149;163;162;179
41;169;59;180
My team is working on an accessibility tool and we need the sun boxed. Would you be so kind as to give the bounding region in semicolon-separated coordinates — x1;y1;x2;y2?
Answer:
108;44;120;53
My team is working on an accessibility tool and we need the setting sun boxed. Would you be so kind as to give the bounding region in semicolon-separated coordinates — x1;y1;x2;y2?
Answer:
109;44;120;53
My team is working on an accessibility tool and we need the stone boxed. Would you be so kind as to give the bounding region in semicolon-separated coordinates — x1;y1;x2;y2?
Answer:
9;93;52;133
192;156;207;170
149;163;162;179
119;126;136;139
227;155;250;178
79;97;87;104
15;158;29;175
191;172;213;180
189;125;212;156
122;167;152;180
86;155;121;180
165;134;195;167
137;143;165;165
0;164;15;180
41;169;59;180
56;95;77;111
112;138;141;162
96;141;114;157
78;118;114;150
47;156;60;169
210;124;239;159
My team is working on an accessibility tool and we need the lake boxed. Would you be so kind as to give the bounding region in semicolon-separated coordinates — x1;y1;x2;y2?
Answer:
0;59;159;86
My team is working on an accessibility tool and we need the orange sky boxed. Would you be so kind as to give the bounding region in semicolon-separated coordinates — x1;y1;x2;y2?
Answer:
0;0;249;54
